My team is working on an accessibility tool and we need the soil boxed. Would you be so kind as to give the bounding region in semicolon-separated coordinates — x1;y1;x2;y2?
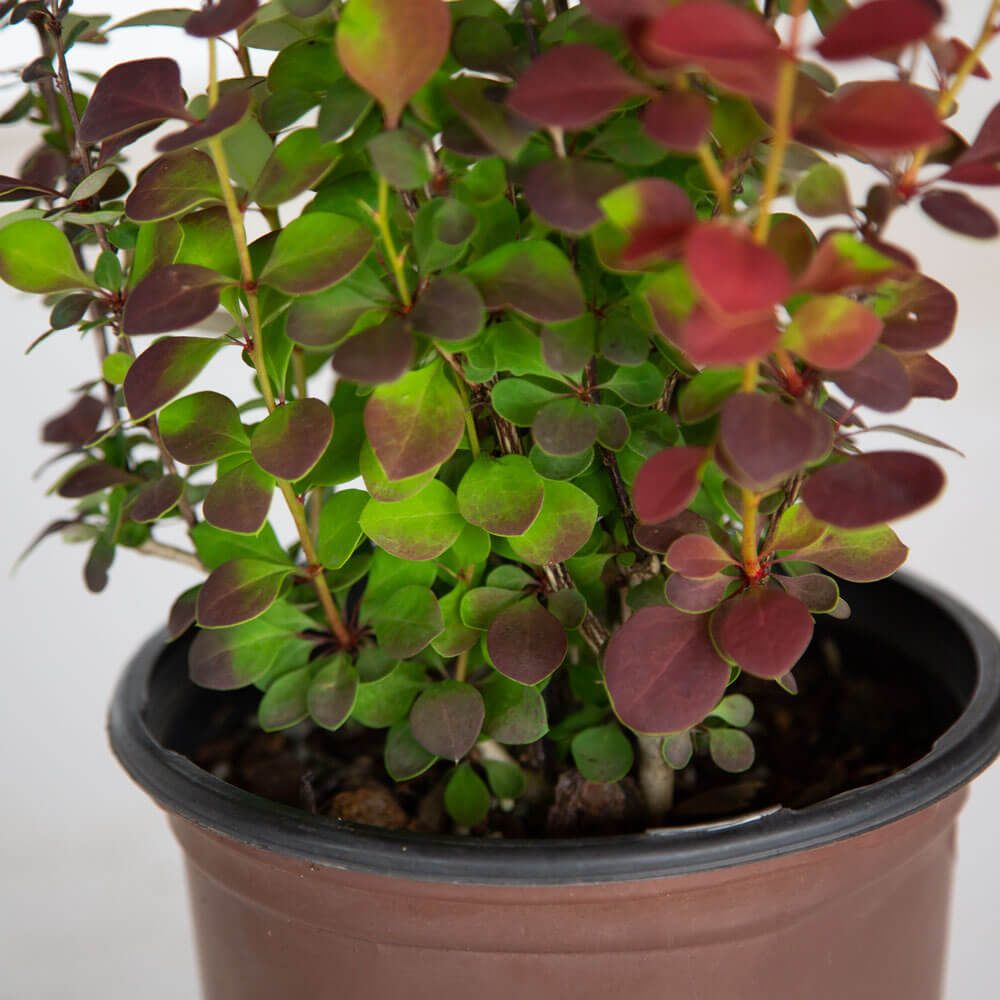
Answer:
181;625;960;838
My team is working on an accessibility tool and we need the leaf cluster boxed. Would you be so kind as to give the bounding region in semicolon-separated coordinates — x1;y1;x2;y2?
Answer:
1;0;993;828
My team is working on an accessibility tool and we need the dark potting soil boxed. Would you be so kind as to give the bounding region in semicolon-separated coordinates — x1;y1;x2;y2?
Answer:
180;625;961;838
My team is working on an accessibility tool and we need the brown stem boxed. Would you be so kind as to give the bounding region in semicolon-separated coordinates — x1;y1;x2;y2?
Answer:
759;470;805;558
520;0;539;57
137;539;204;571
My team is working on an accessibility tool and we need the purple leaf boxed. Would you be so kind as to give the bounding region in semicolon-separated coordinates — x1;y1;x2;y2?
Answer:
665;572;734;613
122;264;232;336
123;336;227;421
507;44;650;129
879;274;956;352
833;345;912;413
486;598;568;685
523;158;625;234
42;395;103;445
129;474;185;522
920;189;999;239
156;90;252;153
642;91;711;152
903;353;957;400
197;559;292;628
410;274;484;342
410;682;484;761
801;451;945;528
776;573;839;613
79;59;192;144
185;0;259;37
202;460;274;534
332;316;415;384
251;399;333;481
603;605;730;734
58;461;136;498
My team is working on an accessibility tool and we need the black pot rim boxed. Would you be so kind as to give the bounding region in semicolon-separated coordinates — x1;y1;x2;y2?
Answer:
108;573;1000;886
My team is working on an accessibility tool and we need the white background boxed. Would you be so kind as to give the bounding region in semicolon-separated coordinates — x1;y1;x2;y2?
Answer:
1;3;1000;997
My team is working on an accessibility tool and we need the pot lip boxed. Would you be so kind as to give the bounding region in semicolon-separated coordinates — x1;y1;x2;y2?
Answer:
109;573;1000;886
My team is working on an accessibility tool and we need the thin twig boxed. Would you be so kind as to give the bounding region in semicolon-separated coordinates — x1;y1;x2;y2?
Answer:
137;539;205;571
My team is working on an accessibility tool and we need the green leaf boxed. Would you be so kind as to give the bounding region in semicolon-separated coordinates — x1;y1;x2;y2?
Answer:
259;212;373;294
385;719;437;781
360;480;464;561
795;162;851;218
571;724;635;783
482;759;525;800
197;559;293;628
188;614;314;690
102;352;132;385
360;439;439;502
414;197;478;273
159;391;249;465
678;368;743;423
509;480;597;565
259;666;312;732
490;378;562;426
364;363;465;480
708;728;756;773
252;129;338;207
308;654;360;731
661;731;694;770
318;77;374;142
0;220;96;292
481;674;548;744
372;585;444;658
336;0;452;127
95;250;123;293
368;129;431;189
190;520;290;570
268;37;342;94
602;361;665;406
541;315;596;374
464;240;585;322
352;659;426;728
711;693;754;728
317;489;368;568
444;763;491;827
456;454;545;536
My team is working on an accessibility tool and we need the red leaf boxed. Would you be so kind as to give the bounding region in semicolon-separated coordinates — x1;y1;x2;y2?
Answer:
642;91;711;152
719;394;830;492
930;37;991;82
817;82;946;152
642;1;778;62
920;189;999;239
507;44;650;129
685;221;791;317
953;101;1000;168
664;573;733;613
785;295;883;370
78;59;191;144
677;306;780;366
942;162;1000;186
250;398;333;481
632;446;708;524
903;353;957;400
185;0;259;37
665;534;736;579
634;510;711;554
603;605;730;733
879;274;956;352
522;158;625;234
332;316;416;384
603;178;696;264
801;451;945;528
486;599;568;685
815;0;940;61
792;522;909;582
584;0;666;25
834;346;912;413
796;233;909;295
712;588;813;680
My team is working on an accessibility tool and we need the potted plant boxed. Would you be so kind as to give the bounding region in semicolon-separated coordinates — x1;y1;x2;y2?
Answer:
3;0;1000;995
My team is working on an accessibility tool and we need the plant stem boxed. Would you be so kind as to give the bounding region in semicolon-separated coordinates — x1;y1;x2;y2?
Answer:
292;347;323;537
437;347;480;458
741;488;761;578
753;0;807;244
455;647;469;683
637;733;674;822
900;0;1000;192
697;143;731;214
138;539;204;571
376;177;412;308
204;40;351;648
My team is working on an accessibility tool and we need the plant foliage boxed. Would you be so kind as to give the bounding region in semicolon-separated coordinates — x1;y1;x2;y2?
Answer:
2;0;994;830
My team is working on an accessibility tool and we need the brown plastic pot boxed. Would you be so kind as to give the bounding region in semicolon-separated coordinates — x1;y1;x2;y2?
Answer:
109;575;1000;1000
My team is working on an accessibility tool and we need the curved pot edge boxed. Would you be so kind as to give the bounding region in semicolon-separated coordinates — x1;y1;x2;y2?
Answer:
108;572;1000;886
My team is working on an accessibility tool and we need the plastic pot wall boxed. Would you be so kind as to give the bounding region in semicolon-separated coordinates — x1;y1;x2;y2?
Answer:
109;576;1000;1000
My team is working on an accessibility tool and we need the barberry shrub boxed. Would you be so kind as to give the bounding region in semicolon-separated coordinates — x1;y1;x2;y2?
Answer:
1;0;996;827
